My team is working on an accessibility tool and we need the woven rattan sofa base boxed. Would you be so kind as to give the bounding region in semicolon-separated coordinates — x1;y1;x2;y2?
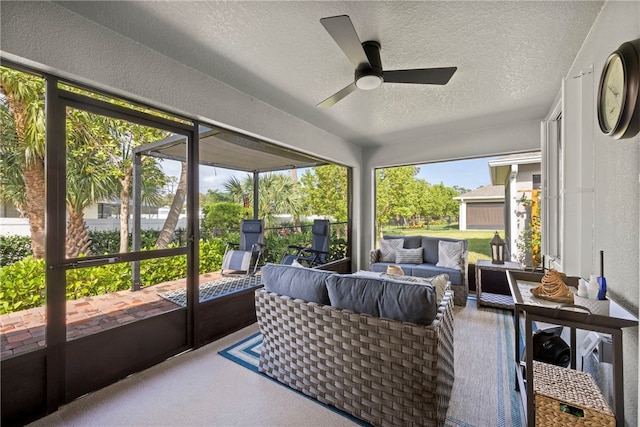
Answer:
255;289;455;427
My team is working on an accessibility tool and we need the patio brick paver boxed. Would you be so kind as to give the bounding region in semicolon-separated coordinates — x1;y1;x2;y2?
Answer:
0;271;222;359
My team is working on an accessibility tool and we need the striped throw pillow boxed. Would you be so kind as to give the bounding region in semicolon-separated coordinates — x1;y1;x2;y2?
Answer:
394;248;424;264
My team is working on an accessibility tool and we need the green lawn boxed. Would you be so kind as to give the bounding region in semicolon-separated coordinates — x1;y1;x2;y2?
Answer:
380;225;494;265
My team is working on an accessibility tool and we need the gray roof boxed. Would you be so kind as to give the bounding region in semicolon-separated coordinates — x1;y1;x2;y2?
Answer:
454;184;504;200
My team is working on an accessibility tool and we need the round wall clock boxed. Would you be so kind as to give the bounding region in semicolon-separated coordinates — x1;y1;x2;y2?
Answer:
597;39;640;139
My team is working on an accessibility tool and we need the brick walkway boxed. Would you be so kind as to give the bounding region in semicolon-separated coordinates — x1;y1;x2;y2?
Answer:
0;271;223;359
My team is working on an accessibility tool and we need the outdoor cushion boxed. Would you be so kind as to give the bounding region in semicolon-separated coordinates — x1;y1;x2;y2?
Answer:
381;273;449;304
413;264;463;287
394;247;424;264
421;236;441;264
261;263;333;304
436;240;464;270
378;238;404;262
369;262;417;275
384;234;422;249
326;274;438;325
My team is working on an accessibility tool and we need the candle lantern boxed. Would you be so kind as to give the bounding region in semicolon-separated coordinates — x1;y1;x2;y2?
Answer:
490;231;506;264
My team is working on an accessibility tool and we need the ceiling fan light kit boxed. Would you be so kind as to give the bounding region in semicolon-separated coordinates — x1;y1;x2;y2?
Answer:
317;15;457;107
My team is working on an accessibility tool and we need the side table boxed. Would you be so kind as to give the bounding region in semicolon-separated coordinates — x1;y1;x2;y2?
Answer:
475;260;523;309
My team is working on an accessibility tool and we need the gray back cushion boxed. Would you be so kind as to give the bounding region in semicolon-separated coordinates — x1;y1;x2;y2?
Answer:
422;236;467;264
384;234;422;249
261;263;333;304
325;275;438;325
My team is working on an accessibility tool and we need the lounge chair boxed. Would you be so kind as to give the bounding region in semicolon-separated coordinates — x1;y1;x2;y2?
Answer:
221;219;265;276
280;219;330;268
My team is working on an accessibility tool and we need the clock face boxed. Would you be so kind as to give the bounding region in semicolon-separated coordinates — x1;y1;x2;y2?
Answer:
600;54;625;132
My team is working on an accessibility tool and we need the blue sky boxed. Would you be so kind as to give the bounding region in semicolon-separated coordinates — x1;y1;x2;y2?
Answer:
163;156;497;194
414;156;496;191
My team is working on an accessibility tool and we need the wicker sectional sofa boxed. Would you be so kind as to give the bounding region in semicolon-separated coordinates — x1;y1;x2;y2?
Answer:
370;235;469;306
255;263;455;427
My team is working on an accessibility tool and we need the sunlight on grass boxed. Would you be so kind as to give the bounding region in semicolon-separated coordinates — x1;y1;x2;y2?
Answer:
381;225;494;265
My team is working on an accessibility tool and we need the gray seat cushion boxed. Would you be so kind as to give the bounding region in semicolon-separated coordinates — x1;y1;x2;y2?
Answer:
413;264;463;286
261;263;333;304
325;274;438;325
370;262;418;275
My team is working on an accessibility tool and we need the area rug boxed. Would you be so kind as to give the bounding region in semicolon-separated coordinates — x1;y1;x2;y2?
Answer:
220;295;524;427
219;333;368;426
158;274;262;307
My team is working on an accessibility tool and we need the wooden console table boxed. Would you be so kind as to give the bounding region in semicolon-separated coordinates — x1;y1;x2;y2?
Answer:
507;270;638;427
475;260;523;309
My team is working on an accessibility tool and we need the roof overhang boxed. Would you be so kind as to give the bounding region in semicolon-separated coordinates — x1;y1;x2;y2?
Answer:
488;152;541;185
136;125;327;173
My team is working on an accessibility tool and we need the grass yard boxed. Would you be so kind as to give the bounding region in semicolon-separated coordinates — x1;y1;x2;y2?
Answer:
380;225;494;265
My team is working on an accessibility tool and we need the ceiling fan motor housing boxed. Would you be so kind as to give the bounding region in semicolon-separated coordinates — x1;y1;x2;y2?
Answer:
355;41;383;90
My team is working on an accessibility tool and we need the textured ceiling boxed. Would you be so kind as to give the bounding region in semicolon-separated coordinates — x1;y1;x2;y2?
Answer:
55;1;603;148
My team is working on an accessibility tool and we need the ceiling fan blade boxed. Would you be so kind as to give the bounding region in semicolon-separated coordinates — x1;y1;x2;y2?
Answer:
316;82;358;108
320;15;371;69
383;67;457;85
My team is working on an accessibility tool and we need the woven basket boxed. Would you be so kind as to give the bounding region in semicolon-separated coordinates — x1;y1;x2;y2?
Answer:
533;361;614;426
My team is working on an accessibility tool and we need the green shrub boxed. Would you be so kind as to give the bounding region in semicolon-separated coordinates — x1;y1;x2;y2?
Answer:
0;233;348;314
0;257;45;313
0;235;32;267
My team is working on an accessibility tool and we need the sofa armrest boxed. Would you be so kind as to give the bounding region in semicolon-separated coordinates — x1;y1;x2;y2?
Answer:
370;249;381;264
461;250;469;287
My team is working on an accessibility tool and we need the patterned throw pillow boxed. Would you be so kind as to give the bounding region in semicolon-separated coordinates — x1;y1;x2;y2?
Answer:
436;240;464;270
394;247;423;264
378;239;404;262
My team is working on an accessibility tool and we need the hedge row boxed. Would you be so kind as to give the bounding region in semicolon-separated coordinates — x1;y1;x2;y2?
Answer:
0;235;347;315
0;239;225;315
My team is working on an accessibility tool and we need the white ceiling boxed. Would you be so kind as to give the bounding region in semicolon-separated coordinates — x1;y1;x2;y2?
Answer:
55;1;603;149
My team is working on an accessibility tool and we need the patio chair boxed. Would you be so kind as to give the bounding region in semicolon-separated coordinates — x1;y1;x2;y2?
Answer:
221;219;265;276
281;219;330;268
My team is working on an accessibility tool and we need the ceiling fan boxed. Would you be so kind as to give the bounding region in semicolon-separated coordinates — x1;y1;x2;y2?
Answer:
317;15;457;108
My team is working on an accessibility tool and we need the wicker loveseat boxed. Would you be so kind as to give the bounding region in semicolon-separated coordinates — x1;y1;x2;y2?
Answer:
255;264;455;427
370;235;469;306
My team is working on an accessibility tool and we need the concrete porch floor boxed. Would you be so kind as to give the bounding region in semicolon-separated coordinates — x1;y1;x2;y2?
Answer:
0;271;223;359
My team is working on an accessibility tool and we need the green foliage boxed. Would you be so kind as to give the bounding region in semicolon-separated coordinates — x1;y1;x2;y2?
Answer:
198;239;226;273
222;172;303;228
89;229;162;254
375;166;463;237
201;202;244;234
0;235;32;267
300;165;348;222
0;257;45;313
0;237;228;314
516;190;541;268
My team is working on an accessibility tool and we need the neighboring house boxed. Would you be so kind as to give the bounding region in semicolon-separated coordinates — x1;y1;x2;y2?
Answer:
454;185;505;231
488;151;542;264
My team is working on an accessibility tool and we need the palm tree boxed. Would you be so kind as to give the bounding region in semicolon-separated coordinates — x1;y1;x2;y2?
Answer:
0;66;46;258
65;115;119;257
222;172;302;228
156;161;186;249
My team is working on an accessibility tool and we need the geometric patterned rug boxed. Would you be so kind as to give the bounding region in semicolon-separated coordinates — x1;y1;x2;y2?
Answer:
220;295;524;427
219;332;369;426
158;274;262;307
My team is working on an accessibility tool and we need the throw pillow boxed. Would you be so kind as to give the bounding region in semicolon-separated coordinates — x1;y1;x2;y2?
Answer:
326;274;438;325
261;263;333;304
394;247;423;264
436;240;464;270
378;238;404;262
380;273;449;305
